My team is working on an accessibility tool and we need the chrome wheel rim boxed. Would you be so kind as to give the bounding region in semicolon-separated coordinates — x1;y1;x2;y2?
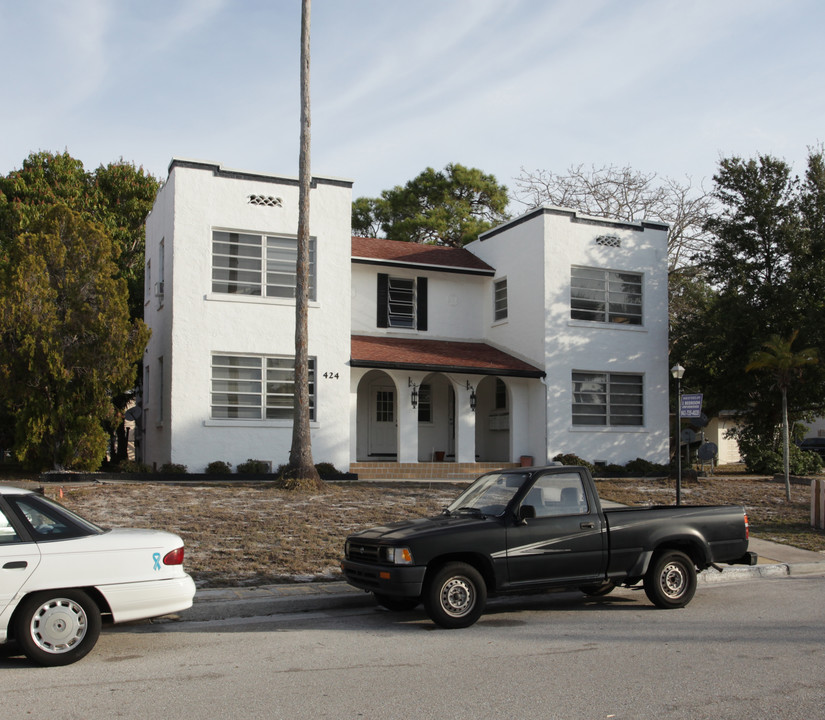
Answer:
440;576;475;617
30;598;88;654
660;562;688;599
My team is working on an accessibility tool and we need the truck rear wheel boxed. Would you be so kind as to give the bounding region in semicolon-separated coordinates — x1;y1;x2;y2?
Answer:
424;562;486;629
643;550;697;608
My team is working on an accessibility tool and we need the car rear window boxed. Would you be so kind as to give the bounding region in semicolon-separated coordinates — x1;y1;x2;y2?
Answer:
8;494;104;540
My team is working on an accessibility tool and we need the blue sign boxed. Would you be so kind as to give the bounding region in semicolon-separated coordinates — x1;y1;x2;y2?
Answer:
680;393;703;418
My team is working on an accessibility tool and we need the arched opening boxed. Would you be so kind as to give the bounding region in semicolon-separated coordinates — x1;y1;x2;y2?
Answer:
355;369;398;461
474;376;510;462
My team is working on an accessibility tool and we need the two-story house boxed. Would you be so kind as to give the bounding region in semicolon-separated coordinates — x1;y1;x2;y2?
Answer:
141;159;670;474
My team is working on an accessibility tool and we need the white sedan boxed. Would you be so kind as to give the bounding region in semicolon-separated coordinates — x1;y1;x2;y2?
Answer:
0;485;196;666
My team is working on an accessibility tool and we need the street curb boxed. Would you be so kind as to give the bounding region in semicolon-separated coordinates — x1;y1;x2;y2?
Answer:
178;561;825;623
698;561;825;584
181;585;371;622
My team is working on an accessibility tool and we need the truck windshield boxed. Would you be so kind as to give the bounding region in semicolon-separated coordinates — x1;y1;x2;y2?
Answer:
445;472;530;517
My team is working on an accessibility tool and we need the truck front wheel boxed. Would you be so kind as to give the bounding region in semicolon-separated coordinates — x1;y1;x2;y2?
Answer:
424;562;486;629
643;550;697;608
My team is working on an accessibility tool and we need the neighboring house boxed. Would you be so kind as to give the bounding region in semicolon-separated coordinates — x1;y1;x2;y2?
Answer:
141;159;670;473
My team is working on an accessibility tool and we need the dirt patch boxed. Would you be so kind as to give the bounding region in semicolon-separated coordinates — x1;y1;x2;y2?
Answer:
22;473;825;587
47;482;462;588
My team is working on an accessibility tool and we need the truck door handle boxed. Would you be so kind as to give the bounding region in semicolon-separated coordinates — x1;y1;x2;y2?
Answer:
3;561;27;569
580;522;595;529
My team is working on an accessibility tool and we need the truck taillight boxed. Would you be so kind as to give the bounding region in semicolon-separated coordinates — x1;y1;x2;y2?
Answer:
744;513;750;540
164;547;185;565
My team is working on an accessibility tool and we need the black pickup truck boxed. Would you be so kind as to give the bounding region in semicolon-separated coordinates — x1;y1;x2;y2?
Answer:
342;465;757;628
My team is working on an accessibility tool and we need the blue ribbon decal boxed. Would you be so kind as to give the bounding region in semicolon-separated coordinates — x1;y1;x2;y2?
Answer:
153;552;161;571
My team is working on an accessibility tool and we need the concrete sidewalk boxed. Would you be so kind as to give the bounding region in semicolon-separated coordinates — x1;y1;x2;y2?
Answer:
179;536;825;623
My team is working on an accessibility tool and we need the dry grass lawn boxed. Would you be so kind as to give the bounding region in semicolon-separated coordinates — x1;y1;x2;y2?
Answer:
8;470;825;588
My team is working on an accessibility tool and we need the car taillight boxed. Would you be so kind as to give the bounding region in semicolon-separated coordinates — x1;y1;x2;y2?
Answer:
744;513;750;540
164;547;185;565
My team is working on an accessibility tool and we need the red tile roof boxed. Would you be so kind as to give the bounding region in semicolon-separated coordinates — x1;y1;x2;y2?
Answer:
351;335;544;378
352;236;494;274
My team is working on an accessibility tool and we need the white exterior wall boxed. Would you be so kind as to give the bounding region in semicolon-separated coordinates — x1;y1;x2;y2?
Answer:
469;207;670;465
143;161;352;472
350;264;488;340
466;217;548;463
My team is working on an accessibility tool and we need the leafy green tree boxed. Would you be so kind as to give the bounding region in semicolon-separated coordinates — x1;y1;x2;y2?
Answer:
352;163;510;247
0;151;159;464
672;155;804;416
0;205;150;470
673;150;825;474
0;152;160;320
746;332;818;498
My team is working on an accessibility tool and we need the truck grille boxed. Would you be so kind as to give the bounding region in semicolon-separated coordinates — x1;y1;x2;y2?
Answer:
348;541;381;564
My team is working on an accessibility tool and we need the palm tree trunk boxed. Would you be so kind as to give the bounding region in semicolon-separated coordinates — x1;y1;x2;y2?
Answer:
288;0;321;485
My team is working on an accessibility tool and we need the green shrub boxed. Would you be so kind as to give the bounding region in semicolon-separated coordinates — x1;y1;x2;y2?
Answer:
314;462;340;477
237;459;272;474
552;453;595;473
160;463;187;474
205;461;232;475
624;457;669;477
113;460;152;474
595;463;627;478
741;442;822;475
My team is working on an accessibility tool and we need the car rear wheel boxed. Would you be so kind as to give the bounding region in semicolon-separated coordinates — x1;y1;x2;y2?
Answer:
14;590;102;666
424;562;486;629
643;550;697;609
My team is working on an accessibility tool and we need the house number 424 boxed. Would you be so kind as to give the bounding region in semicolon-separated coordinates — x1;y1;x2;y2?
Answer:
323;372;340;380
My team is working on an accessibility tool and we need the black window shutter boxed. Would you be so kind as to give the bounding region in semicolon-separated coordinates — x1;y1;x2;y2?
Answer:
416;277;428;331
377;273;389;328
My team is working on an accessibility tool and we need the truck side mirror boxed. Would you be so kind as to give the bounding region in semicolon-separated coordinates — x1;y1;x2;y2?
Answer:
518;504;536;524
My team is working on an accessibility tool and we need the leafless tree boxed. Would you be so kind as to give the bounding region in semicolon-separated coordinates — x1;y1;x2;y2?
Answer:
512;164;717;272
287;0;322;487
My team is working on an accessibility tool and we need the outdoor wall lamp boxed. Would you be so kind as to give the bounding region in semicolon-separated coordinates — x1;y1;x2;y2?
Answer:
670;363;685;506
466;380;477;412
408;377;418;410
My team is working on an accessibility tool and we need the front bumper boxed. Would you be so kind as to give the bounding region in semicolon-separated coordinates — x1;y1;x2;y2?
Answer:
341;558;427;597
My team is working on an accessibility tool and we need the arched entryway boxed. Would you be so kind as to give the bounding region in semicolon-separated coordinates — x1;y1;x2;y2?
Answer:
474;376;511;462
354;369;398;461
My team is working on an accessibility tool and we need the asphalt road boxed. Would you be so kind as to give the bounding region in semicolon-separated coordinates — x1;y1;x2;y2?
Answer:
2;575;824;720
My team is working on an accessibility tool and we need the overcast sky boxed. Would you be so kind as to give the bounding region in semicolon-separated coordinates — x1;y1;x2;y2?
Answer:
2;0;823;207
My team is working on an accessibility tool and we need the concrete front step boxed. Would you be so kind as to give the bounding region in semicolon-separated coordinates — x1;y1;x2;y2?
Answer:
350;461;520;481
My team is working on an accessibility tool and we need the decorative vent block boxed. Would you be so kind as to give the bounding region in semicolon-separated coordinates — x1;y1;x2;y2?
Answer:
248;194;283;208
595;234;621;248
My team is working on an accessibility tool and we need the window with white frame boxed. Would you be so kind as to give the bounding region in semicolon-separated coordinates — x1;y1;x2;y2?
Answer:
570;267;642;325
493;278;508;322
212;231;316;300
211;354;316;420
572;372;643;426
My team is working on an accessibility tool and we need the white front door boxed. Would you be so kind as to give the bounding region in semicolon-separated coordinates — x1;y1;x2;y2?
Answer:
369;386;397;456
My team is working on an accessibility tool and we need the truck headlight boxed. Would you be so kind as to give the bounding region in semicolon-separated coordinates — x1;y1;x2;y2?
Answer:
381;546;413;565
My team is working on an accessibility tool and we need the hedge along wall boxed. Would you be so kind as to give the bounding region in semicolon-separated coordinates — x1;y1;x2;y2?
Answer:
813;479;825;530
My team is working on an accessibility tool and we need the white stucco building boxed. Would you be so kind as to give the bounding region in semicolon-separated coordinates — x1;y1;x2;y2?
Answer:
141;159;670;473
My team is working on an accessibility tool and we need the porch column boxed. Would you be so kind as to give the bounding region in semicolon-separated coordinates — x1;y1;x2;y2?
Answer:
454;375;481;463
397;372;426;463
508;379;532;463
